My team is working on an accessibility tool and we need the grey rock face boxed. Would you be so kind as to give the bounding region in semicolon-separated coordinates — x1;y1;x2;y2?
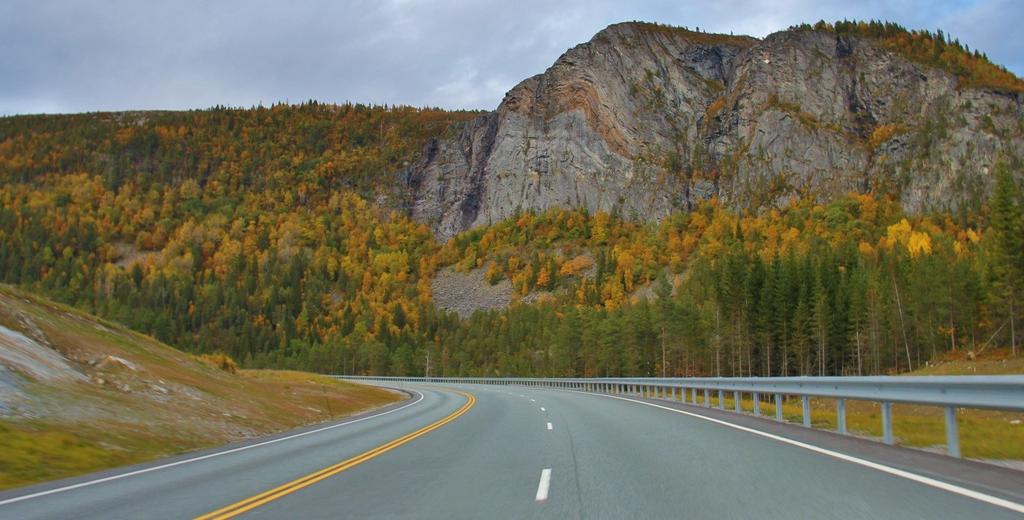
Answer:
411;22;1024;240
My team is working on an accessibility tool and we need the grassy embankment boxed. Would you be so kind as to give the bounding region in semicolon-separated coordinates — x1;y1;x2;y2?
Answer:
0;285;402;490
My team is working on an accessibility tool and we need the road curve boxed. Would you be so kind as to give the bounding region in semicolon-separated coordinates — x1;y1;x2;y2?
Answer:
1;383;1023;519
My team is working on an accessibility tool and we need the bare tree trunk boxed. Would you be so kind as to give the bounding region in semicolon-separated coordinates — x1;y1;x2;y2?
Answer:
892;271;913;372
684;341;690;376
856;328;862;376
715;306;721;377
948;270;957;352
1011;300;1017;357
661;326;667;378
782;331;788;377
819;325;826;376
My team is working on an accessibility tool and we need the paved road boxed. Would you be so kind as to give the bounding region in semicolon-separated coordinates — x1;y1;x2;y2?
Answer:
2;383;1023;519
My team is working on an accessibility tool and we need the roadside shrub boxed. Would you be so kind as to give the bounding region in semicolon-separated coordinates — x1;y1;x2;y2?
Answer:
195;352;239;374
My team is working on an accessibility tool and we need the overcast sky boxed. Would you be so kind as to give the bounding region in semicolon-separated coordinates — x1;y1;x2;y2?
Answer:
1;0;1021;116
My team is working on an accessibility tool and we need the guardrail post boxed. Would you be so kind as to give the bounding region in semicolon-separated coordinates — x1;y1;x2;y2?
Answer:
945;406;960;458
703;388;710;407
837;399;847;435
881;401;893;445
717;390;725;410
673;387;678;401
774;394;783;421
802;396;811;427
753;393;760;416
734;391;741;413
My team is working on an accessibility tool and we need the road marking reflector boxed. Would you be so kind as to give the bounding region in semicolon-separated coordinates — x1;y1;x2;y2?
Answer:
540;407;546;412
535;469;552;501
194;390;476;520
546;422;553;431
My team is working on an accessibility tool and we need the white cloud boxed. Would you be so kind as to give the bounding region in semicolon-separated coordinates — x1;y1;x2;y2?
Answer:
0;0;1019;115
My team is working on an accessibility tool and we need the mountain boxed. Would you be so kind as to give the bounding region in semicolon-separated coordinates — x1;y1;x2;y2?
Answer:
410;21;1024;239
0;20;1022;382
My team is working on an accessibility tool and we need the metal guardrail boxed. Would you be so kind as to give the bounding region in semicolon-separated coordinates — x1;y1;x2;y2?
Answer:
335;375;1024;458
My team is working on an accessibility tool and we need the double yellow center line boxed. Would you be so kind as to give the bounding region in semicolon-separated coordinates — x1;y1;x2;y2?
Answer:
195;389;476;520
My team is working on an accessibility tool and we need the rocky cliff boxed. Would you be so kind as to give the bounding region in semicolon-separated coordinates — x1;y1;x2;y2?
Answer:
410;22;1024;239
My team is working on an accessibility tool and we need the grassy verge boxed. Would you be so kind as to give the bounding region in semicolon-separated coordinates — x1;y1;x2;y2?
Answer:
0;374;400;491
642;350;1024;461
0;285;403;491
682;394;1024;460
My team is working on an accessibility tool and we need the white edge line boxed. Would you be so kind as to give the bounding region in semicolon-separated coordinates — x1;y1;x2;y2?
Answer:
546;422;553;431
535;468;552;501
0;390;427;507
564;389;1024;515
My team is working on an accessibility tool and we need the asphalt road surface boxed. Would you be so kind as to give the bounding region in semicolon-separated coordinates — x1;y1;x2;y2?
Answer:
2;383;1023;519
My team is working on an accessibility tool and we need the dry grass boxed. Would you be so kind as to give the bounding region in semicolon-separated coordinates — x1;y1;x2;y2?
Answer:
0;285;403;491
645;351;1024;461
912;348;1024;375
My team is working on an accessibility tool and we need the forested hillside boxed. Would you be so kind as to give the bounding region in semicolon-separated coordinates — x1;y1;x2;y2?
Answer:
1;26;1022;378
0;104;475;373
